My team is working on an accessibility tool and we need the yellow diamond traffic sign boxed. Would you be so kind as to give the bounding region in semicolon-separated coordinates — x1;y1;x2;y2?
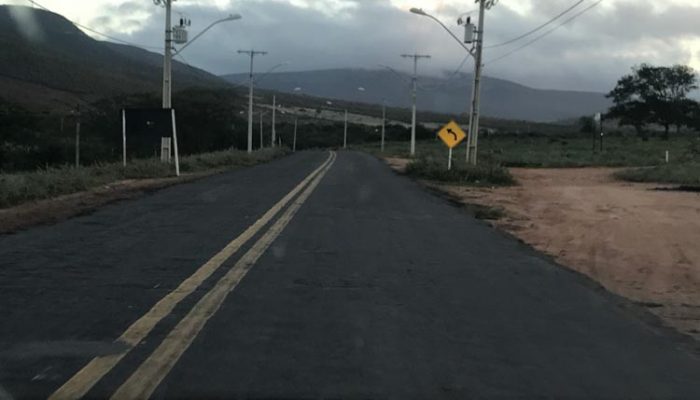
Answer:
438;120;467;149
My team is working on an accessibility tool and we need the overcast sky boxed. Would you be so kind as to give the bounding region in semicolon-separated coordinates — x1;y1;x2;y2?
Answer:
3;0;700;93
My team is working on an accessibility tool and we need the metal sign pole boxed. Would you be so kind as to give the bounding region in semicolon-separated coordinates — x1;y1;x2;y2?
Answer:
448;147;453;170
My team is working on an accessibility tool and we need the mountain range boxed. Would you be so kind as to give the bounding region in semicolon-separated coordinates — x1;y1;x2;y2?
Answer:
0;5;224;112
223;69;611;122
0;5;610;121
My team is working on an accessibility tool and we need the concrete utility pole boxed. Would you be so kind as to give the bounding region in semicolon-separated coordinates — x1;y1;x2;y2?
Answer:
271;95;277;147
409;4;495;165
293;118;298;152
381;101;386;153
343;110;348;149
401;53;431;157
157;0;173;109
259;111;264;150
466;0;488;165
238;49;268;153
74;104;81;168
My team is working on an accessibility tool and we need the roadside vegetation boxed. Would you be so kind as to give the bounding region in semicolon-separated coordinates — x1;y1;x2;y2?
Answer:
405;157;515;186
613;138;700;187
363;135;694;168
614;162;700;187
0;147;287;209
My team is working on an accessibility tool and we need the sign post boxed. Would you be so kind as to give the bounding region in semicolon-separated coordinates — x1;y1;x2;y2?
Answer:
437;120;467;171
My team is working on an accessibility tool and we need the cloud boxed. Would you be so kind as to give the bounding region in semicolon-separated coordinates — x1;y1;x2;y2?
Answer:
2;0;699;93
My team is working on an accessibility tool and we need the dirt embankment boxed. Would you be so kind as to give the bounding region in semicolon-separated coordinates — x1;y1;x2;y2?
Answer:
387;158;700;340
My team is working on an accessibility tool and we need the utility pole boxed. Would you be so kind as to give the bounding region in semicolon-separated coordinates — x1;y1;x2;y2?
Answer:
401;53;431;157
158;0;173;109
381;101;386;153
293;118;298;152
259;111;264;150
156;2;241;109
343;110;348;149
271;95;276;147
74;104;81;168
466;0;496;165
238;49;267;153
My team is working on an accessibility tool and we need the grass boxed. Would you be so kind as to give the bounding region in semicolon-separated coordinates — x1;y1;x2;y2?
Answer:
468;203;506;220
614;162;700;187
405;157;515;186
0;147;288;209
359;135;695;168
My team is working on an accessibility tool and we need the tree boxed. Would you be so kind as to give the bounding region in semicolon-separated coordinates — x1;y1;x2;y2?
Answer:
607;74;652;138
689;101;700;133
607;64;698;140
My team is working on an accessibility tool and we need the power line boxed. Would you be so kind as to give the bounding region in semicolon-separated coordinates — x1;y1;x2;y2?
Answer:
486;0;603;66
420;54;472;91
486;0;584;49
447;54;471;80
379;64;412;85
26;0;161;50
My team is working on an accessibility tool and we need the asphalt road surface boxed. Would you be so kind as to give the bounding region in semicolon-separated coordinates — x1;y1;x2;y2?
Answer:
2;150;700;399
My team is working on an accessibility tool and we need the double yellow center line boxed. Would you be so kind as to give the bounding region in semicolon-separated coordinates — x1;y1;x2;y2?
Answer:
50;151;336;400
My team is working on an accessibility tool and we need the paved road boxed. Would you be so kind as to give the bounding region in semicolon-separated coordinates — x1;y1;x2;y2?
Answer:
2;150;700;399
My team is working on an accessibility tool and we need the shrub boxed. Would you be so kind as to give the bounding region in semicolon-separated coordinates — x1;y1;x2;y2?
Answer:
405;158;515;186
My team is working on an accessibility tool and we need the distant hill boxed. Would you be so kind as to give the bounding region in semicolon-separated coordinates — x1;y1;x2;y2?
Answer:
0;5;227;111
223;69;611;122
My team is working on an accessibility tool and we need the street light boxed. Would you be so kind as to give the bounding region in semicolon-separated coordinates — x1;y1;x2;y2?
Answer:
401;53;430;157
259;62;291;149
410;4;490;164
256;62;291;85
409;8;474;54
155;0;242;109
174;14;241;55
238;50;268;153
236;56;288;153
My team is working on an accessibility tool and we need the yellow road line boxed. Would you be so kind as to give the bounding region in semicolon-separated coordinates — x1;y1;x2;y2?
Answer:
49;152;334;400
110;152;336;400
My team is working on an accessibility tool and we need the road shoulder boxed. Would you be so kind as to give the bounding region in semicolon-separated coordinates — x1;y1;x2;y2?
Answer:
380;155;700;349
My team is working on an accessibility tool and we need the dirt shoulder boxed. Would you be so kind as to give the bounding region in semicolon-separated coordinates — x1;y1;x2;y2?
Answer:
0;172;215;235
385;158;700;340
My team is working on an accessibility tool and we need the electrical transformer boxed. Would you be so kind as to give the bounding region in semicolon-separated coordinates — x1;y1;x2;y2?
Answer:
173;25;188;45
464;22;475;44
